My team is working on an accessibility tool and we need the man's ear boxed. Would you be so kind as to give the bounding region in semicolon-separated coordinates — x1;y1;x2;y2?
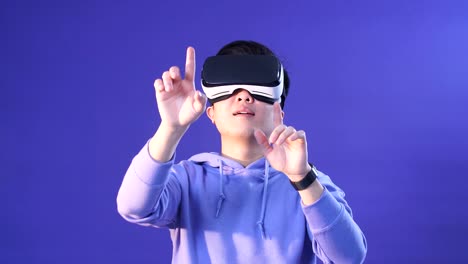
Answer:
206;105;215;124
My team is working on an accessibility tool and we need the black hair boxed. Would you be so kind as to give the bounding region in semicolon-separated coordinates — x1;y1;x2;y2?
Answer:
216;40;290;109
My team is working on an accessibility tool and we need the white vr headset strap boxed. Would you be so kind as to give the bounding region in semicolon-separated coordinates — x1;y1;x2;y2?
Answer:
201;67;284;102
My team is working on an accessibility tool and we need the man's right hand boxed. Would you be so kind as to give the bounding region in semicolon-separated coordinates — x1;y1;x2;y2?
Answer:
154;47;207;129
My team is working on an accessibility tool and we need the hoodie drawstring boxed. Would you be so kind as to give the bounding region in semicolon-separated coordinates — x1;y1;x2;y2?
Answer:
215;160;226;218
215;159;270;239
256;161;270;239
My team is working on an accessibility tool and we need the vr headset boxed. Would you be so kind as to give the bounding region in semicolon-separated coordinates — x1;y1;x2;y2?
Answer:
201;55;284;104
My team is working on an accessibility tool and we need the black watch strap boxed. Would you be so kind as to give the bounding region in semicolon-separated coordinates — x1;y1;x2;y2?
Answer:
289;164;318;191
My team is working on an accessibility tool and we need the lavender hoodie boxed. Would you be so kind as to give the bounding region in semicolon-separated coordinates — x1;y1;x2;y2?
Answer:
117;142;367;263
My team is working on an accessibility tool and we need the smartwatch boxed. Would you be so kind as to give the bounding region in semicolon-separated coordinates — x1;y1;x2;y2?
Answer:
289;165;318;191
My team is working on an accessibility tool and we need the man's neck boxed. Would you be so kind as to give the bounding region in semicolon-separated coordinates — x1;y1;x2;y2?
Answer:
220;136;264;167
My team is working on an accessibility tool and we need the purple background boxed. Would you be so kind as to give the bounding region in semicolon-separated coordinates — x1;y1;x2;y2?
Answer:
3;0;468;263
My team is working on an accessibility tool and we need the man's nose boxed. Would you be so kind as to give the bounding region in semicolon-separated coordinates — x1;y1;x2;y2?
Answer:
235;89;254;103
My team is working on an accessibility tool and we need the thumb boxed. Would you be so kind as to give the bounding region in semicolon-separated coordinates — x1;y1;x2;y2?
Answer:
193;91;207;114
254;129;272;154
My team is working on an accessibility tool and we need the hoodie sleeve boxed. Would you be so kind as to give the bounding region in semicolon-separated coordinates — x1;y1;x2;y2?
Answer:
116;141;182;228
302;172;367;264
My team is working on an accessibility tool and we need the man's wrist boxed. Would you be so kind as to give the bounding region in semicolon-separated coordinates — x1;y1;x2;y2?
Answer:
289;165;318;191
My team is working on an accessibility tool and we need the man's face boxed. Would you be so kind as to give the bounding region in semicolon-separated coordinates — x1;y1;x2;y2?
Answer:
206;89;282;139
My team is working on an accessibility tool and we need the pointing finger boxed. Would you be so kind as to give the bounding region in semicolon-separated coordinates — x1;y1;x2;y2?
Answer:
185;47;196;83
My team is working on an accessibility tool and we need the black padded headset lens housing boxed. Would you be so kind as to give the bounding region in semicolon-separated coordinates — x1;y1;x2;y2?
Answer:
201;55;284;104
201;55;282;87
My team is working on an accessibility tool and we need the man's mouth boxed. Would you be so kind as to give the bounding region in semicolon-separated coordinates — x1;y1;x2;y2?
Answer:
233;111;255;116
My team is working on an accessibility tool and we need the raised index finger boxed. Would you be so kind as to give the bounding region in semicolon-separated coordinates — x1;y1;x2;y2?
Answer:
185;46;196;82
273;102;283;127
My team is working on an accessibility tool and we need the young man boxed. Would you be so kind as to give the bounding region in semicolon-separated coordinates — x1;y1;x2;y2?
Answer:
117;41;367;263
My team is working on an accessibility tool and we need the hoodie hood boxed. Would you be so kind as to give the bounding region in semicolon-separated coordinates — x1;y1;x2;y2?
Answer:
189;152;266;171
189;152;272;239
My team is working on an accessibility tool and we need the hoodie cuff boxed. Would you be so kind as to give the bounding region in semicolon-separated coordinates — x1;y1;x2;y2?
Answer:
131;140;175;186
302;188;343;233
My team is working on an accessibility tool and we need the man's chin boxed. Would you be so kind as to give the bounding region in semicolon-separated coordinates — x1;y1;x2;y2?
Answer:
222;128;256;139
